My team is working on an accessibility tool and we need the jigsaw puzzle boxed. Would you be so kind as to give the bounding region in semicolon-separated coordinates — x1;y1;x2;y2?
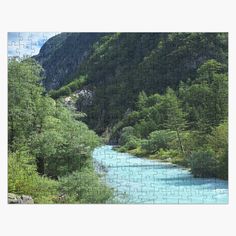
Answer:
8;32;228;204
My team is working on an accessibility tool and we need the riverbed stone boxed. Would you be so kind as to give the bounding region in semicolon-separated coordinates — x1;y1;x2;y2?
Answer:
8;193;34;204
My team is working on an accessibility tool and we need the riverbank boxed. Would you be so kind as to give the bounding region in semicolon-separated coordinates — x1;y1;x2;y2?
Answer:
113;145;227;180
114;145;188;168
93;145;228;204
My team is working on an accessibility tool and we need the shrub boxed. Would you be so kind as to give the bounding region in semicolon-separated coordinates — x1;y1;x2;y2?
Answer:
49;75;87;99
207;121;228;179
124;137;141;150
8;150;59;203
118;126;135;145
142;130;176;154
58;169;113;203
31;104;100;178
156;148;178;160
189;150;217;178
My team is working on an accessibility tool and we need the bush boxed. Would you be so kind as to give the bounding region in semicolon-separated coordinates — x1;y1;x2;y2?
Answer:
49;75;87;99
50;86;71;99
142;130;176;154
206;121;228;179
189;150;217;178
155;148;178;160
118;126;135;145
31;104;100;178
124;137;141;150
133;118;157;138
58;169;113;203
8;150;59;203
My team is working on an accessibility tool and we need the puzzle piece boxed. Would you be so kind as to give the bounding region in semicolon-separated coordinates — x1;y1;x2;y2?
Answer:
8;32;59;58
8;32;229;204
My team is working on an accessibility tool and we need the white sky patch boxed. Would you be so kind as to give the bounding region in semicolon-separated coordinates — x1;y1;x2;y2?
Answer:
8;32;60;57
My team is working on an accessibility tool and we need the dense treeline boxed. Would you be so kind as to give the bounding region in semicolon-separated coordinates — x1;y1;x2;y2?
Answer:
40;33;227;134
77;33;227;134
9;33;227;205
8;59;113;203
49;75;87;99
112;59;228;179
42;33;228;180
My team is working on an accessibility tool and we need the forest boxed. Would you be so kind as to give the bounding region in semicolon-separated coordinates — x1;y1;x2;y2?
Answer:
8;59;113;203
113;59;228;180
8;33;228;203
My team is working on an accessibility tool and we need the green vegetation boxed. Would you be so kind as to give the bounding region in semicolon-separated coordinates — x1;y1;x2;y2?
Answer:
45;33;227;135
8;149;58;203
113;59;228;179
58;169;113;203
49;75;87;99
8;33;228;204
77;33;227;134
8;58;113;203
34;33;108;90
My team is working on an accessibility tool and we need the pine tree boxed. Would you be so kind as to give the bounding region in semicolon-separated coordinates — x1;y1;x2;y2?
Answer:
162;88;187;155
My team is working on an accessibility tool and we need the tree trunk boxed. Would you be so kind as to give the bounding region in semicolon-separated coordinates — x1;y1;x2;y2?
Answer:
176;127;185;156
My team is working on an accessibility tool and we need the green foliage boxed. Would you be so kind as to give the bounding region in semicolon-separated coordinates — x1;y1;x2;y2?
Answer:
124;137;141;150
196;59;227;83
114;62;228;179
134;119;158;138
31;104;100;178
117;126;142;150
155;149;182;162
162;88;186;130
136;91;148;109
142;130;176;154
58;169;113;203
189;150;217;178
8;59;109;203
8;32;228;205
180;60;228;131
8;58;44;149
49;75;87;99
77;33;227;133
118;126;135;146
34;33;108;90
206;121;228;179
189;121;228;179
8;149;59;203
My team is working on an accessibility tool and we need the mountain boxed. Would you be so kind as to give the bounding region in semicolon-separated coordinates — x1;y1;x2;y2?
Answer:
78;33;228;133
34;33;108;90
35;33;228;133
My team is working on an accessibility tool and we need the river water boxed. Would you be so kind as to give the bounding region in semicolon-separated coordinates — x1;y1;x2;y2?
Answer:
93;145;228;204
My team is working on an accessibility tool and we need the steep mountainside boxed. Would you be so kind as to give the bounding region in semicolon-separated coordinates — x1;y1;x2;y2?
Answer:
34;33;108;90
79;33;228;133
36;33;228;133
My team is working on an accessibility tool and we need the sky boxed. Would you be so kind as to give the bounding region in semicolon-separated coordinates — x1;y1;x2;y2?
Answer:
8;32;60;57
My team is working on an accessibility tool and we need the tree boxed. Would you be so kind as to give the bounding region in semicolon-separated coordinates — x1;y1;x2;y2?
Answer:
119;126;135;145
142;130;176;154
8;58;105;203
8;58;44;149
161;88;187;155
189;150;217;178
196;59;227;84
206;121;228;179
31;104;100;178
8;149;58;203
180;60;228;131
136;91;148;110
58;169;113;203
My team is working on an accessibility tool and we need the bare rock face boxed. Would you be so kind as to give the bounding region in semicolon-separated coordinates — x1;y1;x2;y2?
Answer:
8;193;34;204
34;33;109;90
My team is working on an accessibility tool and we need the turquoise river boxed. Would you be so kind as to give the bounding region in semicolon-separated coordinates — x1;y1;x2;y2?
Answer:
93;145;228;204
